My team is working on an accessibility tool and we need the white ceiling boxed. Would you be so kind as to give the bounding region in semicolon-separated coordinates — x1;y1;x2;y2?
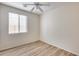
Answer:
1;2;79;15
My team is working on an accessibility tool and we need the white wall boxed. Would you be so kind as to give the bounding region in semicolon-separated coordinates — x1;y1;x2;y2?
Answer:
0;4;40;50
41;6;79;55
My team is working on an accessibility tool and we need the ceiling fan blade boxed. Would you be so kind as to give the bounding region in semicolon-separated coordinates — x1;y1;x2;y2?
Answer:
39;7;43;12
31;7;35;11
24;4;35;5
23;4;36;7
39;4;50;6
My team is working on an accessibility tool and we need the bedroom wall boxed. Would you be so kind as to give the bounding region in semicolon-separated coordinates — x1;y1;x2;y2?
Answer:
40;6;79;55
0;4;40;50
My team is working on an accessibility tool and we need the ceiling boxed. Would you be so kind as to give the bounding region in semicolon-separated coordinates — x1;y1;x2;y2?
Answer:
1;2;79;15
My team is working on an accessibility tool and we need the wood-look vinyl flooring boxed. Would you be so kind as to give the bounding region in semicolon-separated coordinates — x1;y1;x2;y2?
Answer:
0;41;76;56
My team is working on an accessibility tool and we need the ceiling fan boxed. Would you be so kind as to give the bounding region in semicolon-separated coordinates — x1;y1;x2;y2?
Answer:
23;2;50;12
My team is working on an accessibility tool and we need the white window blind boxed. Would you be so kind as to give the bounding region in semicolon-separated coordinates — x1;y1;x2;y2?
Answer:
20;15;27;32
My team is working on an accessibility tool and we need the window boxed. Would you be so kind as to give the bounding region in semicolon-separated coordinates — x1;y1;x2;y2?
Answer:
9;12;27;34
